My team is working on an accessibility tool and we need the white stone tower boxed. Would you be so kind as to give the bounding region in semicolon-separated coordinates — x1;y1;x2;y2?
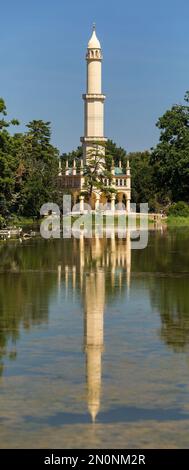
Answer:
81;24;107;163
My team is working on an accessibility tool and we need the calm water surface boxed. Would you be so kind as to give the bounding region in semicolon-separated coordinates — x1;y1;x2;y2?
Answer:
0;229;189;448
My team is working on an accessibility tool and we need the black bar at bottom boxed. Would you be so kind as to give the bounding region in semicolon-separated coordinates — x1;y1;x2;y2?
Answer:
0;449;188;466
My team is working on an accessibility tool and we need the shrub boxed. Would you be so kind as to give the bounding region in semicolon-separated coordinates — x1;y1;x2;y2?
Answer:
0;215;6;228
168;201;189;217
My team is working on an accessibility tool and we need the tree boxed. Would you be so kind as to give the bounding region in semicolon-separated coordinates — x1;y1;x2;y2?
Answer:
128;151;154;210
0;98;19;216
168;201;189;217
0;103;60;221
61;146;82;170
106;139;127;169
151;92;189;203
17;120;59;217
82;143;113;199
61;139;127;170
0;98;19;130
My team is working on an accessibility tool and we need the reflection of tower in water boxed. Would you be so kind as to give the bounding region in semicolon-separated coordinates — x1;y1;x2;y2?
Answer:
83;233;131;423
84;268;104;422
59;232;131;422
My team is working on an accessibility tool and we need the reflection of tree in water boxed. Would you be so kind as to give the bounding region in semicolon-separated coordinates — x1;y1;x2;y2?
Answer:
150;278;189;352
136;229;189;352
0;241;61;376
131;229;189;352
0;236;131;379
1;230;189;367
132;229;189;275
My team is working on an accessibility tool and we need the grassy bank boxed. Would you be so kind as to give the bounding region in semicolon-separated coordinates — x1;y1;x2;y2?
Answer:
11;214;189;229
11;214;164;228
167;216;189;226
7;216;40;228
1;213;166;236
65;213;163;228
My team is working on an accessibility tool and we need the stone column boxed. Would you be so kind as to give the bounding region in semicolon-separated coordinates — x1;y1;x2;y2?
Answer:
126;158;131;190
80;195;85;213
126;195;130;213
58;159;62;176
65;159;69;176
73;159;76;176
95;193;100;211
110;193;116;212
80;159;84;175
111;162;115;187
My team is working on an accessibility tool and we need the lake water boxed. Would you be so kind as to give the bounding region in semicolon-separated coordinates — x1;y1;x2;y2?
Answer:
0;228;189;448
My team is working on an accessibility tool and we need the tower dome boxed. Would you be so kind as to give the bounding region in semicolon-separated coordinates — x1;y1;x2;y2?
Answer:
88;24;101;49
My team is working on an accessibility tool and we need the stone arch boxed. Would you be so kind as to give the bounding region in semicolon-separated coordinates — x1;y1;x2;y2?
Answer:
122;193;127;206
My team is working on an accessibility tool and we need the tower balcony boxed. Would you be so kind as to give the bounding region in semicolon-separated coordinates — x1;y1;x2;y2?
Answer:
86;49;103;60
82;94;106;102
80;136;108;143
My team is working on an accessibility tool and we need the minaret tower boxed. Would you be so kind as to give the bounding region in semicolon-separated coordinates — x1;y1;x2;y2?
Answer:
81;24;107;163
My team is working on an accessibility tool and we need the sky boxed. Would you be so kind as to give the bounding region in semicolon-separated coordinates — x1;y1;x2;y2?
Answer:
0;0;189;154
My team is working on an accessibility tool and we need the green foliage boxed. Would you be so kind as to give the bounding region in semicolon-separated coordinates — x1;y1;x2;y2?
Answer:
0;215;5;228
83;143;113;197
16;120;59;217
0;99;20;216
127;91;189;210
106;139;127;169
128;151;154;209
0;99;59;221
167;216;189;226
0;97;19;129
1;89;189;221
151;92;189;203
168;201;189;217
61;146;82;169
61;139;127;171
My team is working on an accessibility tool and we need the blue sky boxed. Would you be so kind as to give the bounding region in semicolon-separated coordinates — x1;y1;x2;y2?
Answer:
1;0;189;153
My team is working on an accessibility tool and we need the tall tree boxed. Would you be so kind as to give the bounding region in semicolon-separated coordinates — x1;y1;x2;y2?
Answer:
82;143;113;199
151;92;189;203
0;98;19;217
128;151;155;210
17;120;59;216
